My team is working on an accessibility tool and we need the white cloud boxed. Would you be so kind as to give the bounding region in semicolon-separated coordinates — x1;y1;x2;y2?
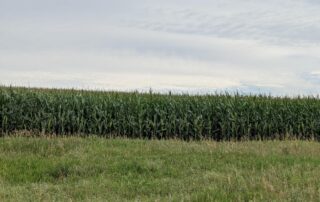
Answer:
0;0;320;95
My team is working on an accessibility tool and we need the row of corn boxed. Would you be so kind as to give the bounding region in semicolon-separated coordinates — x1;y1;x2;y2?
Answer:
1;86;320;140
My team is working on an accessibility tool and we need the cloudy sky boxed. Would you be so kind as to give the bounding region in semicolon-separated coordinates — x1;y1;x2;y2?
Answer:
1;0;320;95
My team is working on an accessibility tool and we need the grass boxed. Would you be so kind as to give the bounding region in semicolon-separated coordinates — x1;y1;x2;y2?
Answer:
0;136;320;201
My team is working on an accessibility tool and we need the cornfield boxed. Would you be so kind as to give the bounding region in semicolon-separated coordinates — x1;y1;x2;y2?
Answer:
1;86;320;140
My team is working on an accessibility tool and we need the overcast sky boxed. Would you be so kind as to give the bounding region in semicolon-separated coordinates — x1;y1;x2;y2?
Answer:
1;0;320;95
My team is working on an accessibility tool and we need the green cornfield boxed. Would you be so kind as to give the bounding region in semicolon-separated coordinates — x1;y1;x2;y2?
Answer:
1;86;320;140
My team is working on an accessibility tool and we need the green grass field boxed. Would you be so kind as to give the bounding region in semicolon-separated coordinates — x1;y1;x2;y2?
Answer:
1;136;320;201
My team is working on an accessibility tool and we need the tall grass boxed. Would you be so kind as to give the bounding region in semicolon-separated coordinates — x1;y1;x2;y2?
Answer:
1;86;320;140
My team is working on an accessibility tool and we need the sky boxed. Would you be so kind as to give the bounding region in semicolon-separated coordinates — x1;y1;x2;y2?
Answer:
1;0;320;95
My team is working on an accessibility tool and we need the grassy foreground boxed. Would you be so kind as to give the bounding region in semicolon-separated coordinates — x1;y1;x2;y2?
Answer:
1;137;320;201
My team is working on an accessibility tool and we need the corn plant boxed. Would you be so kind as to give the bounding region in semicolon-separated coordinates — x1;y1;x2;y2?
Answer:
1;86;320;140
